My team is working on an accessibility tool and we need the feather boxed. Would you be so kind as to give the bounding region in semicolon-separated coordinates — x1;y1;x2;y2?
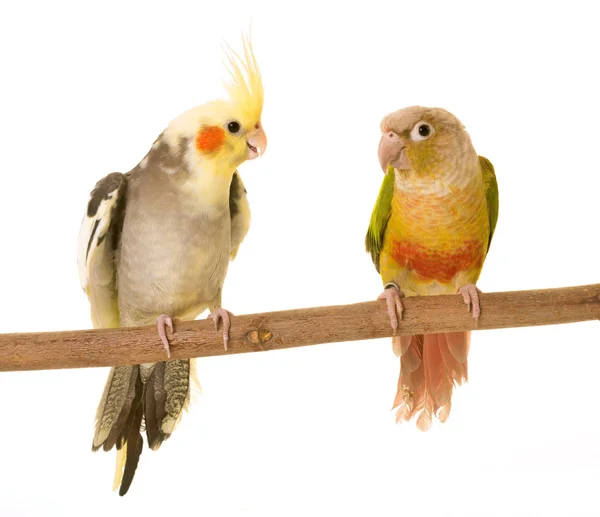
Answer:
393;333;470;430
365;168;395;271
145;366;166;451
416;401;433;432
222;33;264;128
400;335;422;373
392;334;413;357
480;155;499;253
446;331;470;363
437;333;462;379
119;375;144;496
154;362;167;429
78;172;128;330
78;172;127;291
439;332;468;386
144;370;159;449
229;171;251;260
424;334;452;410
393;337;426;423
161;359;190;435
113;444;127;492
102;366;139;452
438;400;451;423
92;366;137;451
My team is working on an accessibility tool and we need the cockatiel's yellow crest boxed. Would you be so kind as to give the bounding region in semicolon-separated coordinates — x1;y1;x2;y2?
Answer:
223;34;264;129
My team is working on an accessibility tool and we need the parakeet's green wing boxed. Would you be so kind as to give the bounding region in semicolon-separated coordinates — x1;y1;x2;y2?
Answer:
479;156;499;253
365;168;395;273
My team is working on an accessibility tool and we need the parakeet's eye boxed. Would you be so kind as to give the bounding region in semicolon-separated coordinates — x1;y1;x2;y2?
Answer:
410;121;434;141
227;121;241;134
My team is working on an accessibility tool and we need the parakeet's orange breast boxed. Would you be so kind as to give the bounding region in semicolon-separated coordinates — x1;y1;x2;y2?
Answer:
390;239;484;284
380;178;489;290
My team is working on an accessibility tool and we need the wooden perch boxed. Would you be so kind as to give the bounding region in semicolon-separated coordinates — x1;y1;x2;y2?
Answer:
0;284;598;373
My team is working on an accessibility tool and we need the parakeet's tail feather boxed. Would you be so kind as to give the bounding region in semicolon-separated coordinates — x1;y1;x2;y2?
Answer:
392;334;413;357
92;359;198;495
392;332;469;430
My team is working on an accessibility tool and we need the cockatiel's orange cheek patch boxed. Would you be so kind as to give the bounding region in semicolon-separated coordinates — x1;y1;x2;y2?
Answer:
196;126;225;153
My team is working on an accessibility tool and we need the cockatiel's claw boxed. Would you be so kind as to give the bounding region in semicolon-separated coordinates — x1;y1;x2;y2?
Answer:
378;284;405;331
458;284;483;321
208;308;233;351
156;314;174;358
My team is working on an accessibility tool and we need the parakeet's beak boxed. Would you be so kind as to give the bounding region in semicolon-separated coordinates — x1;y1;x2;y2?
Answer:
378;130;409;172
246;124;267;160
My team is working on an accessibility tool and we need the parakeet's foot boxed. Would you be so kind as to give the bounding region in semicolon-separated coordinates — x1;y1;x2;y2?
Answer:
458;284;483;320
207;308;232;351
156;314;174;358
378;284;404;331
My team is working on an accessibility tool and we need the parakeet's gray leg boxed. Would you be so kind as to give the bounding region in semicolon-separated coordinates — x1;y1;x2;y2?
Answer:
156;314;174;358
458;284;483;320
207;309;233;351
378;283;404;331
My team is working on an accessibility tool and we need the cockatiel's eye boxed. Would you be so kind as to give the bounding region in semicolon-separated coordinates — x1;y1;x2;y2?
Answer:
227;120;241;134
410;121;434;141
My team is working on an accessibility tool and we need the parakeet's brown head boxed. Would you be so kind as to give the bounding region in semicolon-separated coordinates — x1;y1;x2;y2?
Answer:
378;106;475;178
161;35;266;176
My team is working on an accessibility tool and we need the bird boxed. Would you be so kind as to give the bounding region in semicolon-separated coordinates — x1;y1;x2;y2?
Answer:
366;106;498;431
77;36;266;495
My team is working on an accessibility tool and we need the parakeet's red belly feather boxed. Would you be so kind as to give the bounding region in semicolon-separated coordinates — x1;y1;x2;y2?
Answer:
390;239;484;283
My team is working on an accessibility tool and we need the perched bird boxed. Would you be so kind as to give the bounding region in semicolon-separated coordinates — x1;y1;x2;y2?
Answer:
77;37;266;495
366;106;498;431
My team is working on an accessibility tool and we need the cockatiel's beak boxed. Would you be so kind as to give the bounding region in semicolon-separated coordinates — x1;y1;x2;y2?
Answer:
378;129;409;172
246;124;267;160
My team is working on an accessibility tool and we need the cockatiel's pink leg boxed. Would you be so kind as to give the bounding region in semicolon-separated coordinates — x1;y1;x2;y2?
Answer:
458;284;483;320
208;308;233;351
378;284;404;331
156;314;174;358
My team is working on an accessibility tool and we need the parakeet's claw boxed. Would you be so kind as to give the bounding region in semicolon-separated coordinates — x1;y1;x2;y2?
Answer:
458;284;483;320
378;283;404;332
156;314;174;358
207;308;233;351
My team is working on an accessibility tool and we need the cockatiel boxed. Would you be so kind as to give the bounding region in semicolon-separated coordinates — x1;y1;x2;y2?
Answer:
77;37;266;495
366;106;498;431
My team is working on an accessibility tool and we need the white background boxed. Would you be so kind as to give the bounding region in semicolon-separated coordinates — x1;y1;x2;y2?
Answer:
1;1;599;515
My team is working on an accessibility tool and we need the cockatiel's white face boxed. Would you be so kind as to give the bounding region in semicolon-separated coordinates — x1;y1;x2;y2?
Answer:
160;38;266;178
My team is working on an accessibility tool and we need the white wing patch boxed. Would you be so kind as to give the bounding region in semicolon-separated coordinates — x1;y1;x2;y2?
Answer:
77;189;122;292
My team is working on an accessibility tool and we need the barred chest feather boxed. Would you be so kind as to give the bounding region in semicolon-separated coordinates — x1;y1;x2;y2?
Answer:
382;171;489;290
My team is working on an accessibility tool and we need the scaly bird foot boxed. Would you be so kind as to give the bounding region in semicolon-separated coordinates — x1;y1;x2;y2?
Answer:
377;284;404;331
207;308;233;351
458;284;483;320
156;314;174;358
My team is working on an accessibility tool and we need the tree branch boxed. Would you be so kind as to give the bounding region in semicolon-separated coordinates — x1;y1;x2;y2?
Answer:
1;284;598;372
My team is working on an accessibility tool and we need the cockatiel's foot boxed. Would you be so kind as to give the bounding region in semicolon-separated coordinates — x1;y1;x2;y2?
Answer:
156;314;174;358
208;308;233;351
378;284;405;331
458;284;483;320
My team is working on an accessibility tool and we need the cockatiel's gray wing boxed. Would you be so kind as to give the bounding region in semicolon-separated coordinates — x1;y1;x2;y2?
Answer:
78;172;147;495
229;170;250;260
77;172;128;329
